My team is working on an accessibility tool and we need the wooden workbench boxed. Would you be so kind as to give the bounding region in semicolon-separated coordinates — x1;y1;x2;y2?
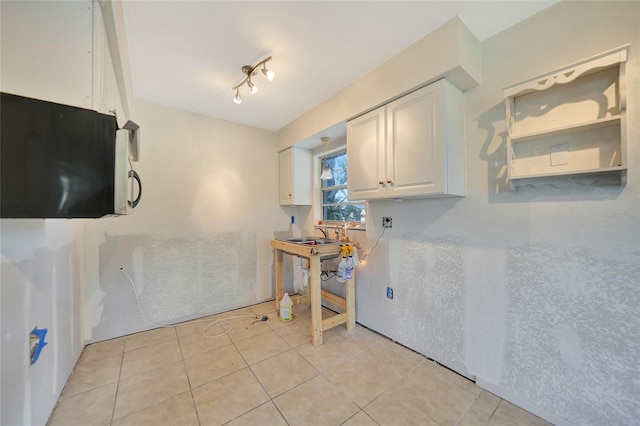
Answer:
271;239;355;346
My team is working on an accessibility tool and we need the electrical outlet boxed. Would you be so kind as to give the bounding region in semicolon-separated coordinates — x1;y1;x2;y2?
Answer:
386;286;394;299
382;217;392;228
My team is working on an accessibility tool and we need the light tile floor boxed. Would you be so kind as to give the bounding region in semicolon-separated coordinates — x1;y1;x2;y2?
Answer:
48;302;552;426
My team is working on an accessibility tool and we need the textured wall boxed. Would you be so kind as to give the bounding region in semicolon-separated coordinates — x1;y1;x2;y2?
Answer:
503;244;639;424
330;2;640;425
83;100;286;343
90;233;258;339
388;236;467;377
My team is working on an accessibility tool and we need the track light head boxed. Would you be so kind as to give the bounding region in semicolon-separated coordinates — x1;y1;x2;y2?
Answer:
262;63;275;81
320;137;333;180
320;165;333;181
247;79;258;94
233;89;242;104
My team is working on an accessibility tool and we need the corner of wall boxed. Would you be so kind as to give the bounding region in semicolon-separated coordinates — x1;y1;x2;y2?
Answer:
454;16;482;88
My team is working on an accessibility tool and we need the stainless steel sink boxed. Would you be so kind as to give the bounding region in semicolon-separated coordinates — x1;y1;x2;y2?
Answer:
278;237;341;246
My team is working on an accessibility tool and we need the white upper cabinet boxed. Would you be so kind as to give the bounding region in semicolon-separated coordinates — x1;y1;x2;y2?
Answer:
503;45;629;189
347;79;465;200
347;107;386;199
279;147;312;206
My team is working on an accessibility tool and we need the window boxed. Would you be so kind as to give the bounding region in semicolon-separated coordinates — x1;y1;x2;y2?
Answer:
321;150;366;224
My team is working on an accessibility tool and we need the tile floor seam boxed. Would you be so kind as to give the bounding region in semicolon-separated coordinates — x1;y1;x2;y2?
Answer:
322;353;420;411
123;326;177;353
488;399;506;424
109;342;126;426
234;331;295;367
248;353;322;400
240;366;291;424
175;324;203;426
231;334;253;369
356;359;427;411
269;370;325;404
453;392;481;426
486;395;502;423
320;371;371;411
228;324;275;344
187;365;254;393
340;409;379;426
62;377;121;403
272;402;291;426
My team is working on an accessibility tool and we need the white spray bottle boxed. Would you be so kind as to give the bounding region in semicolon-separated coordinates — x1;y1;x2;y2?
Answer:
345;244;354;280
336;245;347;283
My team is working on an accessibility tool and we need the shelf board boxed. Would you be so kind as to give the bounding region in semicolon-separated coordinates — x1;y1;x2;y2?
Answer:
509;165;625;181
510;116;621;144
503;44;629;98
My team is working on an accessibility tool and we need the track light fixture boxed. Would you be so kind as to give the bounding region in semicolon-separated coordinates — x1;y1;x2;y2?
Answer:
231;56;274;104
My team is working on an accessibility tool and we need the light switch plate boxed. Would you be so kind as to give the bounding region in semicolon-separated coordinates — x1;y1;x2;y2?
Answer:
550;143;568;166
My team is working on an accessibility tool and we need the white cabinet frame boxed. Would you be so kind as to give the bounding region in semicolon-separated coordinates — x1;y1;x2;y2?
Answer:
347;79;465;200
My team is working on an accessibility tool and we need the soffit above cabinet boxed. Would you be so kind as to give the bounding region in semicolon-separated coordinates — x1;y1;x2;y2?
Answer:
277;16;482;152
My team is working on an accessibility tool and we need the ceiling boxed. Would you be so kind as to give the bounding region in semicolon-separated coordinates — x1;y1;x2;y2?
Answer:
122;1;557;133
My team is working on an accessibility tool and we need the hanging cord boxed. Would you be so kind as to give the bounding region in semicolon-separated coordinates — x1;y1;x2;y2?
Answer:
119;268;267;338
321;271;338;281
361;226;386;260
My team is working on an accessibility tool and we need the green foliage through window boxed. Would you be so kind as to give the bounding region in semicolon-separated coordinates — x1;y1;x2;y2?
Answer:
321;151;365;223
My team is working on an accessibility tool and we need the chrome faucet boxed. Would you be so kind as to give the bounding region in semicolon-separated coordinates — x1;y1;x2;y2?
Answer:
317;227;328;238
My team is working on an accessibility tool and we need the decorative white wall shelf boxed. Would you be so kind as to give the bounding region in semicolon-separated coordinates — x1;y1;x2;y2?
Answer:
503;45;629;190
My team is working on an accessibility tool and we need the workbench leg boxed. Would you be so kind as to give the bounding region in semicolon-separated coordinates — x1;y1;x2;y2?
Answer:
310;256;323;346
275;249;284;314
346;272;356;332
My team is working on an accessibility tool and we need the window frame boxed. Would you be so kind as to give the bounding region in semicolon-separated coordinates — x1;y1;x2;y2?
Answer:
320;149;365;225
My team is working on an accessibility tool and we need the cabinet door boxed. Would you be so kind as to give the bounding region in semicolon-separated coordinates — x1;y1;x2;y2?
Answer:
347;107;386;200
386;83;444;197
279;147;312;205
279;149;294;205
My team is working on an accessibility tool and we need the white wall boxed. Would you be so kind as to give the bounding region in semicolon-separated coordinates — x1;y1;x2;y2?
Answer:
0;1;93;109
83;100;288;342
0;3;93;424
1;2;288;423
295;2;639;425
2;1;638;425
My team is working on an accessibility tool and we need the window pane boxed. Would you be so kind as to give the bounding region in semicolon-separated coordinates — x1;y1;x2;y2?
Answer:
321;152;347;188
322;188;348;205
320;150;365;225
323;204;366;222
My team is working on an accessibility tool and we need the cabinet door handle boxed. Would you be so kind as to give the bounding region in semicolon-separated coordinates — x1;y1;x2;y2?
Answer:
379;181;385;187
386;179;394;186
